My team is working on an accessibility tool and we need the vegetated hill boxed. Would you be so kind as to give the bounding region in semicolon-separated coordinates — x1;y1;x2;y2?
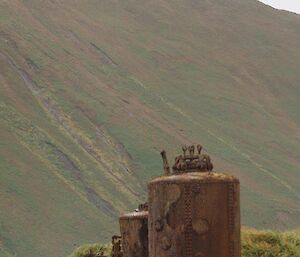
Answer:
0;0;300;256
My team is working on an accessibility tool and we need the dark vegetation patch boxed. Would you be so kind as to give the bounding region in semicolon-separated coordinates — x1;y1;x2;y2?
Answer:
90;43;118;66
0;31;17;49
45;142;117;217
69;244;111;257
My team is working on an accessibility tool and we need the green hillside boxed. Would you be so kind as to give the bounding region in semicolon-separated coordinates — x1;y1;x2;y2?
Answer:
0;0;300;257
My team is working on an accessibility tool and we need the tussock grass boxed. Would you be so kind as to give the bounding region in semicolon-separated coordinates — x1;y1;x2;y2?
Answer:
69;229;300;257
242;229;300;257
68;244;111;257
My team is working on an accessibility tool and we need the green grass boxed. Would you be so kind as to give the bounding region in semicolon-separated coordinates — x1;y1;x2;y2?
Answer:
69;244;112;257
242;229;300;257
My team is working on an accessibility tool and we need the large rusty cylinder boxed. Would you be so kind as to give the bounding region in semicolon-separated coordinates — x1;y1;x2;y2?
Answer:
119;210;149;257
148;172;240;257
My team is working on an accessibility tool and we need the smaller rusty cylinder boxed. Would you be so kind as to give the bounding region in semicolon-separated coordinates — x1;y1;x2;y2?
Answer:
119;204;149;257
149;145;240;257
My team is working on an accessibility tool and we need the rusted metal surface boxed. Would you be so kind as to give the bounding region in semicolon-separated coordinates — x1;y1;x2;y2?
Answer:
113;145;240;257
137;202;148;212
119;204;148;257
148;174;240;257
161;145;213;174
111;235;123;257
161;150;171;175
149;145;240;257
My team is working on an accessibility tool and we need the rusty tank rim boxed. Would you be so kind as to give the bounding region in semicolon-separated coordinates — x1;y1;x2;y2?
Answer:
148;172;239;188
119;210;148;220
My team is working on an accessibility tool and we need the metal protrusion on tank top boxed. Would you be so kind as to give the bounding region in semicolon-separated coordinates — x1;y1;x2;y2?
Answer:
182;145;188;156
161;150;171;175
138;202;148;211
188;145;195;156
197;144;202;154
172;144;214;173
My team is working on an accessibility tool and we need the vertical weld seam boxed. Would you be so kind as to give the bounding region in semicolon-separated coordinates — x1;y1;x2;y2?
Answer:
228;183;235;257
184;184;192;257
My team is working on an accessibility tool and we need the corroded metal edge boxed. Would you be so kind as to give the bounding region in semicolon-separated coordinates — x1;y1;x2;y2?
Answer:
148;172;239;187
119;211;148;220
148;179;240;189
228;183;235;257
184;185;193;257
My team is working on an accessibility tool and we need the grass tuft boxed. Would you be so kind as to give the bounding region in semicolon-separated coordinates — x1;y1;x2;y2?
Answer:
68;244;111;257
242;229;300;257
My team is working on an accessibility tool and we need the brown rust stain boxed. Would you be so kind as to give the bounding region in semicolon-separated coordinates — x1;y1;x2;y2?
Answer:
149;146;240;257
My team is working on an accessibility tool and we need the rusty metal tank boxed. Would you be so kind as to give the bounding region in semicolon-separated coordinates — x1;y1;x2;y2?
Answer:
119;203;148;257
148;145;240;257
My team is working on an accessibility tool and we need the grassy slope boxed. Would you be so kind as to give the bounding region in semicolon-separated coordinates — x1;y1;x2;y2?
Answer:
0;0;300;256
241;228;300;257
